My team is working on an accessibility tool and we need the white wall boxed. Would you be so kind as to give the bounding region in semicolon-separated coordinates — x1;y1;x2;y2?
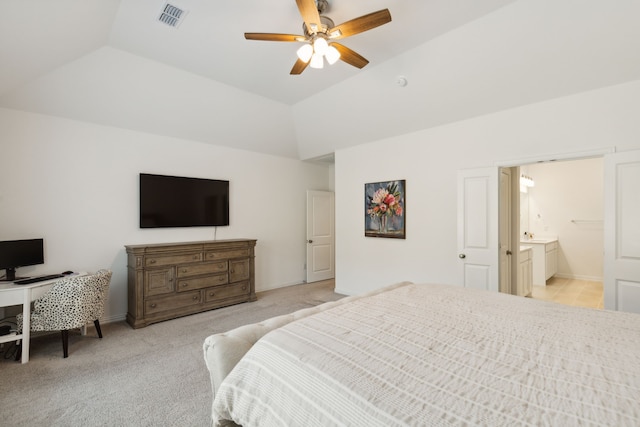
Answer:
522;158;603;281
334;80;640;296
0;108;331;322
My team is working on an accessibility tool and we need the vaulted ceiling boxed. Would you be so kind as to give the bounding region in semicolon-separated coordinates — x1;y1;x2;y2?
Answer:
2;1;639;160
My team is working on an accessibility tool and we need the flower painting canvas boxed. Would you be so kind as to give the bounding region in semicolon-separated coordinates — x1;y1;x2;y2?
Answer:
365;180;406;238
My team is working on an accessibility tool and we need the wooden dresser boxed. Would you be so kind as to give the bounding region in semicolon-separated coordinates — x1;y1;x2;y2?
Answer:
125;239;256;328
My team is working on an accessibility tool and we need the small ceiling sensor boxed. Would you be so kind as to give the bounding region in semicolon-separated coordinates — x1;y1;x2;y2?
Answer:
396;76;408;87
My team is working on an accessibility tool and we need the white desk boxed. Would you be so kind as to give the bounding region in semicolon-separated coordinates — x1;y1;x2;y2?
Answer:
0;274;84;363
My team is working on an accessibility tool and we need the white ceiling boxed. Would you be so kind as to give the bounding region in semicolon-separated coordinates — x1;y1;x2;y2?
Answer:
113;0;519;104
1;0;640;160
0;0;515;104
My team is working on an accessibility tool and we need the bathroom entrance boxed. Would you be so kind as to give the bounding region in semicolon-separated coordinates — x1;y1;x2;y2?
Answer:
518;157;604;308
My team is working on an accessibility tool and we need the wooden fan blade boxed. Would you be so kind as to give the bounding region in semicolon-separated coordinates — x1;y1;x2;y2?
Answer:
331;43;369;69
296;0;322;34
245;33;305;42
328;9;391;40
290;58;310;75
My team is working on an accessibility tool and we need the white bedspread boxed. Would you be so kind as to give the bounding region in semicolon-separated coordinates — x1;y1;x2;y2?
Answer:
212;283;640;426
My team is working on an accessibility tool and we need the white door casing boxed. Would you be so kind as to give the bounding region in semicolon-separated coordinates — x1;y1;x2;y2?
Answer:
604;150;640;313
457;168;499;292
306;190;335;283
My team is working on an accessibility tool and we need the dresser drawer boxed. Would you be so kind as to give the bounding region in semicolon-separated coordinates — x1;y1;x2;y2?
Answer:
177;273;228;292
204;281;250;303
176;261;227;278
205;249;250;261
145;252;202;267
145;290;201;315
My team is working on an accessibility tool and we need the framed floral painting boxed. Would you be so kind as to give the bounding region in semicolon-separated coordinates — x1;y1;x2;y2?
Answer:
364;180;406;239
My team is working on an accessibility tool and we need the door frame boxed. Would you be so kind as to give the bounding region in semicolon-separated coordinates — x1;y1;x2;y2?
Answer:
495;147;614;296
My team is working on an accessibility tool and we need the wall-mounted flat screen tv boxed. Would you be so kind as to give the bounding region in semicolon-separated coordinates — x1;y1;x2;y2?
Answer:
140;173;229;228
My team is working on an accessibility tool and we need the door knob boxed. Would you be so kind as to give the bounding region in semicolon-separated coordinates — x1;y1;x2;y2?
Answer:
308;240;313;244
458;254;466;259
506;250;513;255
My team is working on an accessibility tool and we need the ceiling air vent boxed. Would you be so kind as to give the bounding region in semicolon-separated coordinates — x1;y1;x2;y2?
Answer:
158;3;186;28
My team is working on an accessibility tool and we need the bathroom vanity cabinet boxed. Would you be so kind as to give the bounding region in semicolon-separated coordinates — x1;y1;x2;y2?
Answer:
518;246;533;297
521;239;558;286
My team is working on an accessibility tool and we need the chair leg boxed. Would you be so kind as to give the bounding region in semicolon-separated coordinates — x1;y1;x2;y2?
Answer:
14;340;22;361
94;320;103;338
61;330;69;358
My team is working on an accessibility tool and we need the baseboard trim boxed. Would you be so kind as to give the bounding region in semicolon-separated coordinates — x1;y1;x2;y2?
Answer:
334;287;355;296
257;280;308;293
101;313;127;324
554;273;603;282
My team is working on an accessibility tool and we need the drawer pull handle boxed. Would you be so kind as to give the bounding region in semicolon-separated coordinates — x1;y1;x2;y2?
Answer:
150;303;157;308
230;269;235;274
192;296;198;300
193;255;199;260
149;259;156;264
182;268;188;273
182;283;188;287
218;277;224;281
209;292;215;297
242;285;246;290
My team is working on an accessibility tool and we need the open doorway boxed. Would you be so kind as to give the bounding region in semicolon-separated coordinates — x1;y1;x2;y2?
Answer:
459;148;639;312
514;157;604;308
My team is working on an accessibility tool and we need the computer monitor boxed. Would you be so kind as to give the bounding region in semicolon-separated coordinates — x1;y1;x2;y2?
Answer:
0;238;44;281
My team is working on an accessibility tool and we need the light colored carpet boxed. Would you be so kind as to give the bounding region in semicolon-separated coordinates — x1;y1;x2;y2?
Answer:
0;280;343;426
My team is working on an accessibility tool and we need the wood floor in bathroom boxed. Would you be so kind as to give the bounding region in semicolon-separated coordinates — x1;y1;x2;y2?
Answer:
531;277;604;309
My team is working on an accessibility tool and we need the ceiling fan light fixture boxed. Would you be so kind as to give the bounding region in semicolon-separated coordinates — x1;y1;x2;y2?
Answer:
325;45;340;64
296;44;314;63
244;0;392;75
310;52;324;69
313;37;329;55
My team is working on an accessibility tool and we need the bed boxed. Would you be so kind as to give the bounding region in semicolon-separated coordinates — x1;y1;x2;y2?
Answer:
203;282;640;426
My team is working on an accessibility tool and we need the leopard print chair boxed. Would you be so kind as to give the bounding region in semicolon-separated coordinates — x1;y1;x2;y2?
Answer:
16;269;113;358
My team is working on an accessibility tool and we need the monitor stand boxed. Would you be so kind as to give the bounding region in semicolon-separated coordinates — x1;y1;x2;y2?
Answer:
3;268;26;282
1;270;29;282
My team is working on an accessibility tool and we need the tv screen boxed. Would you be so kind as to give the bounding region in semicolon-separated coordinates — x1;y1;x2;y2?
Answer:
139;173;229;228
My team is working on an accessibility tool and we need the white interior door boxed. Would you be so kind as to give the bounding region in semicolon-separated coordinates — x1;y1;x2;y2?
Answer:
499;168;512;294
457;168;499;292
604;150;640;313
306;190;335;283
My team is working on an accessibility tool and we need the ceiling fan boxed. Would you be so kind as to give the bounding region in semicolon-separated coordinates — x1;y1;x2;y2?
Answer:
244;0;392;75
